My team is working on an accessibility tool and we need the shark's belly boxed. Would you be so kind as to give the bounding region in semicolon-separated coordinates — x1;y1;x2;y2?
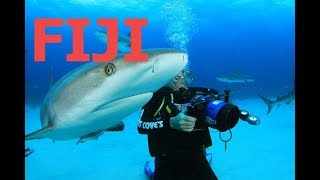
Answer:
47;92;153;141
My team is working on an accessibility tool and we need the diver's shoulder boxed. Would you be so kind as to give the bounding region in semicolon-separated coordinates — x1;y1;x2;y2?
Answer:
143;87;172;108
151;87;173;100
156;86;174;94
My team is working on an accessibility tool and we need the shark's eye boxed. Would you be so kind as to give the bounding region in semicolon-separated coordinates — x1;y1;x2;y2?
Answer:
105;63;116;76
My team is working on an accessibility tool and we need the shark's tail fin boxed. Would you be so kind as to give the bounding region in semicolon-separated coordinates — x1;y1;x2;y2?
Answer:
257;93;274;115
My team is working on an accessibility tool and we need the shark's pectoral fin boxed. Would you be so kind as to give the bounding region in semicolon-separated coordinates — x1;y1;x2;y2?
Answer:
77;129;105;145
25;125;54;140
76;122;125;145
106;121;125;132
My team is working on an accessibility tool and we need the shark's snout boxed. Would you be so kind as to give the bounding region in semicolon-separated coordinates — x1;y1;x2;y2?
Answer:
150;51;188;75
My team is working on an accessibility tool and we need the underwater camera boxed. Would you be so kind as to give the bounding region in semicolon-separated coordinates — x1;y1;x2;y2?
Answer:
188;89;240;132
170;87;260;132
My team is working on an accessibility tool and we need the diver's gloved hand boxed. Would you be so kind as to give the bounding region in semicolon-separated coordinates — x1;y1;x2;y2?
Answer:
169;109;197;132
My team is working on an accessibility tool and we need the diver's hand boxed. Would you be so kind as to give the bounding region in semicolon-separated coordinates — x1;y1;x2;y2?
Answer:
169;109;197;132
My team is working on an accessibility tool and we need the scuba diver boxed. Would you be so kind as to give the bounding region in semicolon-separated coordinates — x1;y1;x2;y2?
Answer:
137;69;260;180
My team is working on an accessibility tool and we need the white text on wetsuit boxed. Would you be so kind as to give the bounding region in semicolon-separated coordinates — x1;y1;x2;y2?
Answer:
138;120;164;129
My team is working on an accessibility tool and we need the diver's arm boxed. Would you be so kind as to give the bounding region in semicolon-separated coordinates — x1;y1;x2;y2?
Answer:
188;87;219;95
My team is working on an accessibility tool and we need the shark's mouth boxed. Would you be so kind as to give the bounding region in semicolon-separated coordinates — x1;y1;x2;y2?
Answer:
92;92;153;113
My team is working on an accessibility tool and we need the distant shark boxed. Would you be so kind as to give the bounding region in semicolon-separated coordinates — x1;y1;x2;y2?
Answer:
25;48;188;144
257;87;295;115
95;31;131;53
216;73;255;83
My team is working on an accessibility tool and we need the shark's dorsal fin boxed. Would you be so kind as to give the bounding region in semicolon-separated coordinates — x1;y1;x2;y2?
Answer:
98;30;106;34
50;65;55;88
106;121;125;131
127;32;131;46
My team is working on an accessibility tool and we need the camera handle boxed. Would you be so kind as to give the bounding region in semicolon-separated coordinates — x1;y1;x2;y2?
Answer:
239;110;261;125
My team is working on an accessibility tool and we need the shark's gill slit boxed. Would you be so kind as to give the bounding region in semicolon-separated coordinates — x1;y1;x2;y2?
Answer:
152;58;160;73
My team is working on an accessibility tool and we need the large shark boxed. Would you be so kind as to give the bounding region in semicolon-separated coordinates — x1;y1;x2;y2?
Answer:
95;31;131;53
257;87;295;115
25;48;188;143
216;73;255;83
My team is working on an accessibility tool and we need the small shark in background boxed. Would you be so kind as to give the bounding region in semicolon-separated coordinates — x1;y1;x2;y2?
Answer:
95;31;131;53
257;87;295;115
216;73;255;83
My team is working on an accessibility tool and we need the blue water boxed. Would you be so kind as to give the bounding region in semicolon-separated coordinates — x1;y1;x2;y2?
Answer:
25;0;295;179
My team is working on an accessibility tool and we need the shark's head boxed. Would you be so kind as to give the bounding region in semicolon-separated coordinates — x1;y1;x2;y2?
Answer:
82;48;188;99
36;48;188;140
129;48;189;90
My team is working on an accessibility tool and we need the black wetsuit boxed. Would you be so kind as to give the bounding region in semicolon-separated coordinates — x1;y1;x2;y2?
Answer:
138;86;218;180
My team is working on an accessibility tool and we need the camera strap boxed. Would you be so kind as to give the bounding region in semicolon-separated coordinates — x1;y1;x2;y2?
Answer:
219;130;233;151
